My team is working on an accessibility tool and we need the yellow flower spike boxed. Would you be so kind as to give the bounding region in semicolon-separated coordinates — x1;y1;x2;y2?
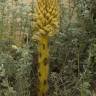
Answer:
32;0;60;96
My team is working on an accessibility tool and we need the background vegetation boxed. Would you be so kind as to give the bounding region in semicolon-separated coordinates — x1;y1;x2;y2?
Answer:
0;0;96;96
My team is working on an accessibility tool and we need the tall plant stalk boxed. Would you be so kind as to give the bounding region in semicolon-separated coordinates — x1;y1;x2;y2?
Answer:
32;0;60;96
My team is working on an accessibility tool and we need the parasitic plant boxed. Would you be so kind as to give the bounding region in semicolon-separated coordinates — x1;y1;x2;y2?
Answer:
32;0;60;96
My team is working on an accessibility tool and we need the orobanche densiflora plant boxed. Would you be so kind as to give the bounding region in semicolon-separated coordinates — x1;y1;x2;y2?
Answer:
32;0;60;96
